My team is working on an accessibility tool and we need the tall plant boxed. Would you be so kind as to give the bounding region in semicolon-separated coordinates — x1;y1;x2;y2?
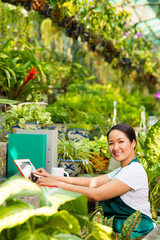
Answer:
144;120;160;219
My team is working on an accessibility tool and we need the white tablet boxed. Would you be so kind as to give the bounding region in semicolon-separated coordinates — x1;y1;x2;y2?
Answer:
14;159;39;182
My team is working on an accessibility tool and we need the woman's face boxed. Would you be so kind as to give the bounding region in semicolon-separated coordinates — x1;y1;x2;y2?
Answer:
108;129;136;166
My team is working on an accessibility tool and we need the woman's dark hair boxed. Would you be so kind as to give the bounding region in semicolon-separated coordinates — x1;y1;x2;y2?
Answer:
107;123;137;144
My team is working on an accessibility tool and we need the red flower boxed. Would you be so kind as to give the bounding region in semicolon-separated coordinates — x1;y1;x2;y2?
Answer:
16;67;39;97
24;67;39;85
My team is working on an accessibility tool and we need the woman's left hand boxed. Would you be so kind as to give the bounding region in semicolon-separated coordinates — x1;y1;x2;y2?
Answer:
36;176;58;187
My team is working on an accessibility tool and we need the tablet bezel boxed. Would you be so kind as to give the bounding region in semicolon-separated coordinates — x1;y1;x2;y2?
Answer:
14;159;36;179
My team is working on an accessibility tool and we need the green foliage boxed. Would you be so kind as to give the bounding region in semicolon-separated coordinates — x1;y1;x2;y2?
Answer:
145;120;160;166
0;40;49;101
121;211;142;239
144;121;160;219
57;137;96;174
135;123;160;220
52;84;157;134
46;104;71;123
90;209;143;240
0;175;113;239
111;211;142;240
89;136;110;159
0;103;53;131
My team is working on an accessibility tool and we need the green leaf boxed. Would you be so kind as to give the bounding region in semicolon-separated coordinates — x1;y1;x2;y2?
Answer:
112;232;122;240
51;232;82;240
60;192;88;216
45;210;81;235
121;211;142;239
40;187;87;211
86;222;113;240
105;216;114;228
0;201;58;233
0;200;35;232
145;120;160;166
15;228;49;240
0;99;19;104
0;176;42;205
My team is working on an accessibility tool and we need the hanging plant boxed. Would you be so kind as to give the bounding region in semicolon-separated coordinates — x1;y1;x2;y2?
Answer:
32;0;46;11
51;8;63;24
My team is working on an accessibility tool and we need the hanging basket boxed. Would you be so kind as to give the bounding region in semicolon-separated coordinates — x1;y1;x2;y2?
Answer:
32;0;46;11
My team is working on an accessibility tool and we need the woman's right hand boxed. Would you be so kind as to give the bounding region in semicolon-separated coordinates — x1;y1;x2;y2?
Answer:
34;168;51;178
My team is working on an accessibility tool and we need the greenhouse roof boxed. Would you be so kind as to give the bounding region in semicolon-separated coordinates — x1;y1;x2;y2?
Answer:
112;0;160;48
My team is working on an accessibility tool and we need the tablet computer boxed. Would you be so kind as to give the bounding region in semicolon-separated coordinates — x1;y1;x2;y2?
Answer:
14;159;39;182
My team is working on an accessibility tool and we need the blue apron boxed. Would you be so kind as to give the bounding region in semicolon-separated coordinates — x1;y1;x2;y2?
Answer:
102;158;154;239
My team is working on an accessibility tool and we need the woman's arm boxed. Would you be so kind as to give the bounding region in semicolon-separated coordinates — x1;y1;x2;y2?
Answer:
35;168;110;188
36;171;131;202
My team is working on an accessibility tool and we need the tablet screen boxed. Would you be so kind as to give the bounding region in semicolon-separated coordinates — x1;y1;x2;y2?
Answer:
14;159;36;179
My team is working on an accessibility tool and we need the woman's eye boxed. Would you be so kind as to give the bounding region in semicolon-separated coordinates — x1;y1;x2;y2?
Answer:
109;143;113;146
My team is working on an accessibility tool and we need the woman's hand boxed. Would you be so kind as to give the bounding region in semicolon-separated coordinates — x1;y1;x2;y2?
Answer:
34;168;51;178
36;175;58;187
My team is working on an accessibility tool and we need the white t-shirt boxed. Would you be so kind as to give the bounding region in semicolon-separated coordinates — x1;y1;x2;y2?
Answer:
108;162;152;218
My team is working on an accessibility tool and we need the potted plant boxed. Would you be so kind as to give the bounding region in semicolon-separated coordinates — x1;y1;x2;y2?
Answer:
57;137;98;176
89;136;111;173
0;102;53;133
66;122;92;141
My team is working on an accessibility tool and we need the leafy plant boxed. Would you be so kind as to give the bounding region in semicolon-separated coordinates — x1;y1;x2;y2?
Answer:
57;137;101;174
0;40;49;102
135;122;160;220
0;102;53;132
144;120;160;219
46;104;71;123
90;208;143;240
88;136;111;173
112;211;143;240
0;175;113;239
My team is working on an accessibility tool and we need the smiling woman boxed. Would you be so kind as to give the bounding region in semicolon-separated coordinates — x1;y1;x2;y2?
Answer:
34;123;155;239
107;123;137;168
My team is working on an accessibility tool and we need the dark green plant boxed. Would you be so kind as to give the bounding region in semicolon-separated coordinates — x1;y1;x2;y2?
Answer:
89;207;143;240
46;105;71;124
